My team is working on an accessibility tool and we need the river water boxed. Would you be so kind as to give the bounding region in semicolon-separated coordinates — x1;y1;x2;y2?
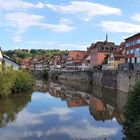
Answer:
0;79;128;140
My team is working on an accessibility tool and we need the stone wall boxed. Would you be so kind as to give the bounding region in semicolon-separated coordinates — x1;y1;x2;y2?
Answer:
93;70;118;89
117;70;140;93
58;71;93;84
53;70;140;93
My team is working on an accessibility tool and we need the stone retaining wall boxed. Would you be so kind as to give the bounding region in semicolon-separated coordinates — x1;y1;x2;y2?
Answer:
53;70;140;93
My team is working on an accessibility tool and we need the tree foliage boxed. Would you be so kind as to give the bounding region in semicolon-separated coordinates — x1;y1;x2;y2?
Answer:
0;69;34;97
123;81;140;139
4;49;67;64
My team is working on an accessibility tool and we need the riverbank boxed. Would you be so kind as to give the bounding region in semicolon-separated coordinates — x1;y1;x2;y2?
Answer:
0;69;34;97
51;70;140;93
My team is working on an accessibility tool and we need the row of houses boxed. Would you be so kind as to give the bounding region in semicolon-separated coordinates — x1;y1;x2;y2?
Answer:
44;33;140;71
2;32;140;72
24;35;125;72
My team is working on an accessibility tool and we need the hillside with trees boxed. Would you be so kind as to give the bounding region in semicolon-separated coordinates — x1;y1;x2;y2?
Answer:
4;49;67;64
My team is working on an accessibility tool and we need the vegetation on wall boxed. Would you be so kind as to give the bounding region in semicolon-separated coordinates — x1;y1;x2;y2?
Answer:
123;81;140;139
0;69;34;97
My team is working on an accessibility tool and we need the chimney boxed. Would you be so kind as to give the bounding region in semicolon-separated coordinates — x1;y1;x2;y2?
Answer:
106;34;108;42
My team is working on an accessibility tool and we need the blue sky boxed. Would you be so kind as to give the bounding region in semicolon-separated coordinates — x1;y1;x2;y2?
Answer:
0;0;140;50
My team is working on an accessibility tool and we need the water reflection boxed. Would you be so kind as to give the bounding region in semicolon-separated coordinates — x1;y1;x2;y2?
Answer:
49;80;128;124
35;79;49;92
0;79;128;140
0;92;32;127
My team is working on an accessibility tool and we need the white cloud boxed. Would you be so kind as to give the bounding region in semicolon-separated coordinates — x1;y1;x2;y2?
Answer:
26;40;88;50
5;12;73;34
131;13;140;22
58;43;87;50
5;12;44;34
101;21;140;33
5;12;73;42
46;1;122;21
5;12;44;42
35;2;45;9
41;18;74;32
0;0;34;11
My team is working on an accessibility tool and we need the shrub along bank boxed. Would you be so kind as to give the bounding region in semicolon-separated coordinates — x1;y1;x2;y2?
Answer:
0;69;34;97
123;81;140;139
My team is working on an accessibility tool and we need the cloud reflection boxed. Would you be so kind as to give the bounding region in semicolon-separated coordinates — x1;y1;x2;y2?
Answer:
45;120;118;139
0;119;118;140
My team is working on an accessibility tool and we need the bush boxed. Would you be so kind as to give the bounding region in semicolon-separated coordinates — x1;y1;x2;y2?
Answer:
123;81;140;139
0;69;34;97
12;71;34;93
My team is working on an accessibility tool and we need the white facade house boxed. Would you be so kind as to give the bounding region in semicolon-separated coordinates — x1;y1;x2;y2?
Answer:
3;55;19;70
0;49;2;65
0;49;19;70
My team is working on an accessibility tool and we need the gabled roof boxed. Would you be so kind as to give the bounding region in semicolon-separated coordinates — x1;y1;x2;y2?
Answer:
3;54;20;66
125;32;140;40
89;41;117;52
95;41;116;48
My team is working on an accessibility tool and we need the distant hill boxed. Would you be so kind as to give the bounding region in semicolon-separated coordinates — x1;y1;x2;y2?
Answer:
4;49;67;64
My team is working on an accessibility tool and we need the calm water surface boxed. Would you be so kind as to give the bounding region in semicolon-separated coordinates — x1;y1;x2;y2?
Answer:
0;80;128;140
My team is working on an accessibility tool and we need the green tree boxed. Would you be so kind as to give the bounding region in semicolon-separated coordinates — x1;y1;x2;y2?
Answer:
123;81;140;139
0;69;34;97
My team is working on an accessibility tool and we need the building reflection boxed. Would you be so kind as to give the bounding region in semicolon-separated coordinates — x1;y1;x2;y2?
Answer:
35;79;49;92
49;80;128;123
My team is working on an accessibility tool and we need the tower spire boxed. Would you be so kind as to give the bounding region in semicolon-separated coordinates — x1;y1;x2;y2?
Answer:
106;34;108;42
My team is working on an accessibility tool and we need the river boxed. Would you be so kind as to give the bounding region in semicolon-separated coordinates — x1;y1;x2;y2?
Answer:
0;79;128;140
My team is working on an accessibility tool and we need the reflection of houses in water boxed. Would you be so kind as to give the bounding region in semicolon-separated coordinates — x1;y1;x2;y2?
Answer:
35;80;49;92
89;95;123;123
49;82;88;107
67;97;87;108
49;82;62;98
49;81;126;123
89;96;109;121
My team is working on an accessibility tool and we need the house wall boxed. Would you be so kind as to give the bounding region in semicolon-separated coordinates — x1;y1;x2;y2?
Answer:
90;51;111;66
125;34;140;63
108;58;125;70
68;51;87;63
3;58;19;70
97;52;106;65
90;52;105;66
0;50;2;65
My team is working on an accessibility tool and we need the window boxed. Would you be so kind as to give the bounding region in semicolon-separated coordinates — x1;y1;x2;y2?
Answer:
130;49;134;54
137;57;140;63
135;48;140;54
126;38;140;47
132;58;135;63
127;50;130;54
